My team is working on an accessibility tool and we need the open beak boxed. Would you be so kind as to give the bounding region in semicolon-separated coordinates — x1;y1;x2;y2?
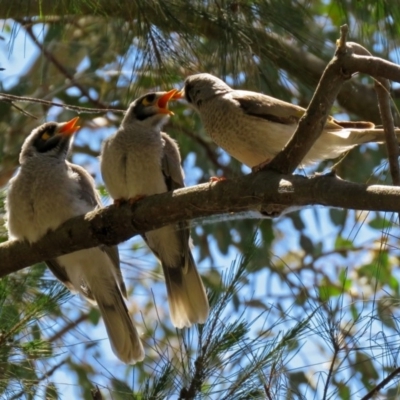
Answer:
157;89;182;115
173;88;184;99
58;117;81;136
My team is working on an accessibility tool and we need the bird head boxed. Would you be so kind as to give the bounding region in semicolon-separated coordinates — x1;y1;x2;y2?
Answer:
183;73;232;109
19;117;80;164
122;89;182;130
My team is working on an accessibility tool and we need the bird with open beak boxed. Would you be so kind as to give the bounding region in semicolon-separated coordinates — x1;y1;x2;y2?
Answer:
100;90;209;329
6;117;144;364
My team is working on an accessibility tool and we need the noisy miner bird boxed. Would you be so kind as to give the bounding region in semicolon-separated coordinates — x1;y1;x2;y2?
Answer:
183;73;397;170
100;90;209;329
6;118;144;364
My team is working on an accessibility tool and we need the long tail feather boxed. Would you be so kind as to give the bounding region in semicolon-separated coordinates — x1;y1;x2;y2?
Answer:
303;128;400;165
162;253;209;329
96;287;145;364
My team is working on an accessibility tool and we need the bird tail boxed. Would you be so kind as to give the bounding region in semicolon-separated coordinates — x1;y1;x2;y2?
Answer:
304;127;400;165
336;128;400;146
162;253;209;329
94;286;145;364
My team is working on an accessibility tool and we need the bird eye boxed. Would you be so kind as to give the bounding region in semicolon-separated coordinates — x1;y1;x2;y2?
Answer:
196;99;203;107
41;132;51;140
142;93;156;106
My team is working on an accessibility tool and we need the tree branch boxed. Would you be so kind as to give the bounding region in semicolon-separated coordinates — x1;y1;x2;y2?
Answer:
1;1;388;126
267;25;350;174
360;366;400;400
2;171;400;277
267;25;400;175
22;23;111;110
0;93;125;114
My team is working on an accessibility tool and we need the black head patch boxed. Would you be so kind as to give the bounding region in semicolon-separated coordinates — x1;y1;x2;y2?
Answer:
129;92;159;121
184;82;193;104
32;122;69;154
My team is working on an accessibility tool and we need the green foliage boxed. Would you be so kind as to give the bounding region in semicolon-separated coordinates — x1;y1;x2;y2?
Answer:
2;0;400;399
0;270;70;398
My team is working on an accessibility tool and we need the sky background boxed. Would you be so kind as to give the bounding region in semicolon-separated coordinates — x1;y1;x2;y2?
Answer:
2;16;400;399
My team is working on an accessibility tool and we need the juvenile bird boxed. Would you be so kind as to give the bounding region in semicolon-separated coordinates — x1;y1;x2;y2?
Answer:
183;73;397;169
100;90;209;329
6;118;144;364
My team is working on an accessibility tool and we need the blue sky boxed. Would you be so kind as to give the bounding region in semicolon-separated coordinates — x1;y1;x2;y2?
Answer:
2;17;400;399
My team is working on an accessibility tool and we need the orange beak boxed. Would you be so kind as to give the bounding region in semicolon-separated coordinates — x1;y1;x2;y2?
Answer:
157;89;182;115
58;117;81;136
173;88;184;99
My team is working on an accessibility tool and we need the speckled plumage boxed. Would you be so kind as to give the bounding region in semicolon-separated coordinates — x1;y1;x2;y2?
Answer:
184;73;399;168
6;120;144;364
100;92;209;328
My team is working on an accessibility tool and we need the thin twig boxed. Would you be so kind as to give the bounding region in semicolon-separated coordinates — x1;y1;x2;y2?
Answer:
9;358;67;400
360;366;400;400
73;144;100;158
91;386;104;400
148;26;163;68
264;383;273;400
336;24;349;54
0;93;125;114
322;334;340;399
48;313;90;342
10;102;38;119
23;23;110;110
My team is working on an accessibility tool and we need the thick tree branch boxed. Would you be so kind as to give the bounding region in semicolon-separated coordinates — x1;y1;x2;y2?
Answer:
264;33;385;124
2;171;400;277
345;42;400;222
267;26;400;175
267;26;350;174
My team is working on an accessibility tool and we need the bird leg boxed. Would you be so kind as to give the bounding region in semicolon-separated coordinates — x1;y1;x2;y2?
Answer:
113;198;125;207
128;194;146;205
209;176;227;183
252;158;271;173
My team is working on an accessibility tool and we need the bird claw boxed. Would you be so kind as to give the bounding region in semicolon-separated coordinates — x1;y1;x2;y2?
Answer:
209;176;227;183
252;159;271;173
129;194;146;205
114;199;124;207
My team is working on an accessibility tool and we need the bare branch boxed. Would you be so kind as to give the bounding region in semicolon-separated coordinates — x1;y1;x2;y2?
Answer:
267;25;400;175
375;79;400;186
267;26;350;174
9;359;67;400
2;171;400;277
72;144;100;158
48;313;90;343
22;23;110;110
0;93;125;114
360;366;400;400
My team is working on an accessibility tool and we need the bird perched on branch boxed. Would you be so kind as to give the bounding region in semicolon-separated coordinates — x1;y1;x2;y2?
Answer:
183;73;395;170
100;90;209;329
6;118;144;364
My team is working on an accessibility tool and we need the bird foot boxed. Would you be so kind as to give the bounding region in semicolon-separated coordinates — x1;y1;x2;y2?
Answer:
252;159;271;173
128;194;146;205
209;176;227;183
113;198;125;207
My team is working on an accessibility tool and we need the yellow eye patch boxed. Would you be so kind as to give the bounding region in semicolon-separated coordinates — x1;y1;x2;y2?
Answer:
142;97;153;106
41;132;51;140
